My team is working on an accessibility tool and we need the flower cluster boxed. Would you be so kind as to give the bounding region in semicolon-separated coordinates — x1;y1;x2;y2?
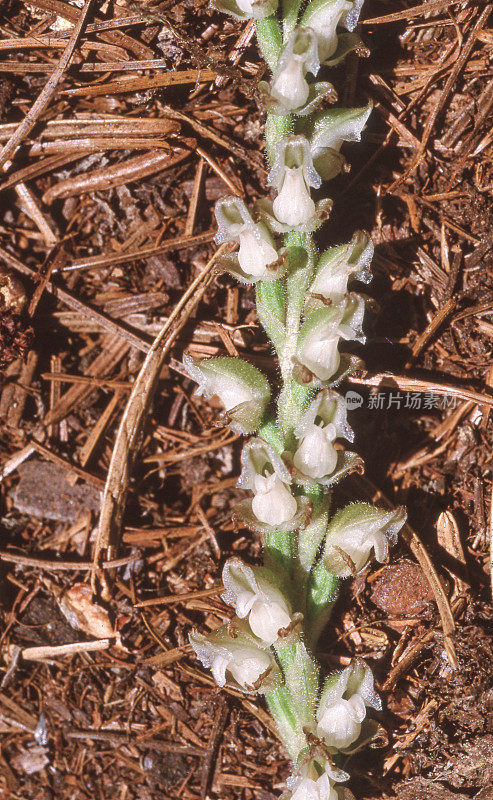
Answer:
181;2;407;799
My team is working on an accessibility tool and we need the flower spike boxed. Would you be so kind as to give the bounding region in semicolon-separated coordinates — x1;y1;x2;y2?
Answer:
182;4;407;799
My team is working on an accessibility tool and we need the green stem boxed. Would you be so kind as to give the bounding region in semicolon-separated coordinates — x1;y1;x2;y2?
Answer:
277;232;316;444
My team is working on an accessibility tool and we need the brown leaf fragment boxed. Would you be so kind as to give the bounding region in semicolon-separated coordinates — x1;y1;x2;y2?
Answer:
58;583;115;639
436;510;469;596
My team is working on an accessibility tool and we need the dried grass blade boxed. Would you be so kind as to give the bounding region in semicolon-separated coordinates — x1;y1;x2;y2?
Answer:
93;244;231;578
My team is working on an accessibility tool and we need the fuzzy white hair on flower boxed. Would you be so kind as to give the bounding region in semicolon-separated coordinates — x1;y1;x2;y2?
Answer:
269;136;322;229
293;390;354;480
237;438;298;526
316;660;381;750
301;0;364;63
307;105;372;180
309;231;373;305
222;558;293;645
214;196;282;283
189;626;280;693
211;0;278;20
322;503;407;577
183;355;270;434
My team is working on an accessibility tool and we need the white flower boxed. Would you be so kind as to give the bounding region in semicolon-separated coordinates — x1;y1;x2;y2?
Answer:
189;627;280;693
308;105;372;181
293;390;354;481
301;0;362;62
222;558;292;645
318;695;366;749
296;307;344;382
237;227;278;277
322;503;406;577
269;136;322;230
252;473;298;526
215;196;280;283
237;438;298;527
273;167;316;227
287;761;349;800
183;355;271;434
309;230;373;305
317;660;381;750
269;27;320;113
293;422;338;479
296;295;366;385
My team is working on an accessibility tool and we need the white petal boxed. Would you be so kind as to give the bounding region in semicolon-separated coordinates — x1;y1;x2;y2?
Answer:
272;57;310;110
228;647;272;690
273;167;315;227
291;778;320;800
300;332;340;381
318;697;363;749
306;0;353;62
238;227;278;277
293;424;338;479
252;473;298;526
211;654;230;687
248;599;291;644
236;0;255;12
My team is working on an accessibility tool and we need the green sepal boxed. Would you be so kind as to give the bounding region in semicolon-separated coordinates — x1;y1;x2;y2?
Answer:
256;16;283;72
265;113;294;166
277;640;320;730
282;0;304;38
256;278;286;354
264;527;295;578
306;561;339;647
266;684;307;761
258;416;285;453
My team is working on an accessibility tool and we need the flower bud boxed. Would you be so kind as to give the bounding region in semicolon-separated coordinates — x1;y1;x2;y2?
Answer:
212;0;278;20
309;231;373;305
215;196;281;283
322;503;406;577
317;660;381;750
189;626;281;693
183;355;270;434
269;136;322;230
222;558;292;644
301;0;363;62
